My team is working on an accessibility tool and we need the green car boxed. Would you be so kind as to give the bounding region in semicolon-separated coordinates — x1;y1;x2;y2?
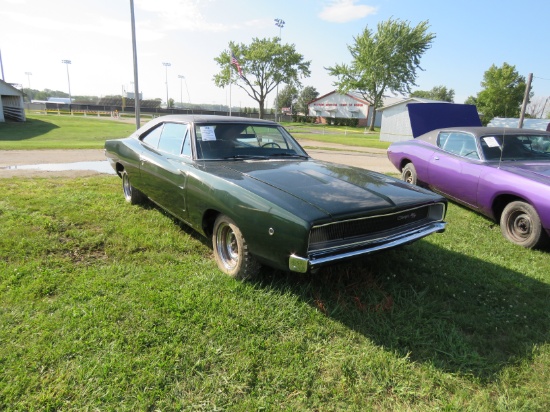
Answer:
105;115;447;279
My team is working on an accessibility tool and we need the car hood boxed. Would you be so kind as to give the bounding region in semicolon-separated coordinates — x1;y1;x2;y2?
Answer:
499;161;550;182
204;159;443;219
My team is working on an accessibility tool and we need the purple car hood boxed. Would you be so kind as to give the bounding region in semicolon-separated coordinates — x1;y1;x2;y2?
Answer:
206;159;442;218
499;162;550;182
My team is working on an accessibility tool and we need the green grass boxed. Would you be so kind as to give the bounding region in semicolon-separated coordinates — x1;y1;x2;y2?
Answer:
0;114;388;151
0;114;136;149
1;176;549;410
285;122;390;149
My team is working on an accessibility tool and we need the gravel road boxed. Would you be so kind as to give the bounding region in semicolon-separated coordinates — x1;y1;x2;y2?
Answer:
0;139;397;178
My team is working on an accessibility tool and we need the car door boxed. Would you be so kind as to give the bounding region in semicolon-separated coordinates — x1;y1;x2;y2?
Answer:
139;122;192;220
427;132;484;208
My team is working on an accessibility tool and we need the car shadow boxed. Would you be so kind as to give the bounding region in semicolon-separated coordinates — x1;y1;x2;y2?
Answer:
249;241;550;381
0;117;59;141
147;199;548;381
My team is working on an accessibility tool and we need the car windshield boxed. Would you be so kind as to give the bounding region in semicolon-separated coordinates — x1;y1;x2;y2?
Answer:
194;123;308;160
480;134;550;161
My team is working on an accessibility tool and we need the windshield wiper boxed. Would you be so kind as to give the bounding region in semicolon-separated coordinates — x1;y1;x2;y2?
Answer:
267;153;309;159
222;154;268;160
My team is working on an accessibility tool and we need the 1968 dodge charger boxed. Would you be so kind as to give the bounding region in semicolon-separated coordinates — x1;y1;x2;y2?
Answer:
105;115;447;278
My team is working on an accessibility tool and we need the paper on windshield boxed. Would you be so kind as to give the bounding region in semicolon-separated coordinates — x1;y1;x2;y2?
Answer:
200;126;217;141
483;136;500;148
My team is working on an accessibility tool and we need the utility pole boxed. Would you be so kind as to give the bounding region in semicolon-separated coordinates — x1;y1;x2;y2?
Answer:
130;0;141;129
518;72;533;128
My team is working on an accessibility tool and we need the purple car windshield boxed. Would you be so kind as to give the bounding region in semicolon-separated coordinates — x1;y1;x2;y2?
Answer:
480;134;550;161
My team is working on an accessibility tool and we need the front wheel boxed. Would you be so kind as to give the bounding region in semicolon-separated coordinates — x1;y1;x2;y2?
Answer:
212;215;259;280
500;201;547;248
402;163;418;185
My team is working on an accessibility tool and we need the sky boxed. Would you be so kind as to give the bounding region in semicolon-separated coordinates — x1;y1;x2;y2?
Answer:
1;0;550;112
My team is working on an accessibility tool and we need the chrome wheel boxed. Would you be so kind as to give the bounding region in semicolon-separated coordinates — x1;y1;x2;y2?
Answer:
212;215;259;279
121;170;144;205
215;221;239;272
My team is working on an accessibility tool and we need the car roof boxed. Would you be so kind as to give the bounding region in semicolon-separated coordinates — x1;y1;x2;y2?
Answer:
417;126;550;144
148;114;278;125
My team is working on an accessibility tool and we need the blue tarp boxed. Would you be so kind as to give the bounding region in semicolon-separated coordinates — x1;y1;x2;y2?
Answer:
407;103;481;137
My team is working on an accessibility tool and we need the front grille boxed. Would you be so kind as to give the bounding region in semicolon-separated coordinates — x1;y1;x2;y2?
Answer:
308;203;443;252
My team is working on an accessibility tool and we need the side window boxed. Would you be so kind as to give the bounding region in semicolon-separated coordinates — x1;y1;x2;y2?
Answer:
141;124;163;148
158;123;187;155
437;132;450;149
442;132;479;159
181;126;192;157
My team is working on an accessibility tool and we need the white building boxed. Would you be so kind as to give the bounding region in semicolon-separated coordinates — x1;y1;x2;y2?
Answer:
379;98;445;142
0;79;26;122
308;91;382;127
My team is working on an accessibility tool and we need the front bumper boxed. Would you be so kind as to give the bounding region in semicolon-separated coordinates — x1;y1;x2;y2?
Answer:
288;221;446;273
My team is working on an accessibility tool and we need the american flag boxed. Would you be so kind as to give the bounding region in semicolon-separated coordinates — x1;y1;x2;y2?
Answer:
230;52;244;78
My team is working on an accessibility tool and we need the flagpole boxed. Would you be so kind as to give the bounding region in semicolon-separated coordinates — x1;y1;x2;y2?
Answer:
229;65;232;117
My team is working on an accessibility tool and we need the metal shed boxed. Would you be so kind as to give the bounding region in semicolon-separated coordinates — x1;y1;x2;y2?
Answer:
0;79;26;122
378;98;442;142
488;117;550;131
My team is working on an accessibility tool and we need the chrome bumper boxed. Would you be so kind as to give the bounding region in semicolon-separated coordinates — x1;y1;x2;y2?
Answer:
288;221;446;273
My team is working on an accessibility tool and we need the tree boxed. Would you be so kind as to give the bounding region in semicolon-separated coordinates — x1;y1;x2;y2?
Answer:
296;86;319;115
213;38;311;119
326;18;435;130
474;63;530;124
275;85;298;113
410;85;454;102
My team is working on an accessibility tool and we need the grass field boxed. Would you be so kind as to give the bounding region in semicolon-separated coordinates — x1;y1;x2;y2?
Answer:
1;176;549;410
0;114;389;150
0;114;137;150
0;114;548;410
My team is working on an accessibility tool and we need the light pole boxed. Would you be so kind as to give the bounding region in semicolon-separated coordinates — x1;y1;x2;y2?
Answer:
162;62;171;108
274;18;285;121
61;60;72;112
24;71;32;89
178;74;190;108
24;71;32;101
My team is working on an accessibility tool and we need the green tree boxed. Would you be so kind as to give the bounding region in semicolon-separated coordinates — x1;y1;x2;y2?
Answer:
410;85;454;102
275;85;298;113
213;38;311;119
326;18;435;130
473;63;530;124
296;86;319;115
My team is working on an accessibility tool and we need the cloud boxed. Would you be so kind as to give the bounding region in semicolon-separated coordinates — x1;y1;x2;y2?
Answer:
135;0;228;32
318;0;377;23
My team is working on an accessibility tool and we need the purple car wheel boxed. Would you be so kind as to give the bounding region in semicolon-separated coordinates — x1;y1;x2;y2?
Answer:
402;163;418;185
212;215;259;279
500;201;545;248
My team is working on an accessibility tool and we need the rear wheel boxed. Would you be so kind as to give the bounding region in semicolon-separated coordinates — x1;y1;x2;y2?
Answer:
121;170;145;205
212;215;259;280
402;163;418;185
500;201;547;248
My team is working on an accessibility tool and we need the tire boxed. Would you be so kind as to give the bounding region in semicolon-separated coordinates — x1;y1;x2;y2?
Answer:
402;163;418;185
121;170;145;205
212;215;259;280
500;201;547;248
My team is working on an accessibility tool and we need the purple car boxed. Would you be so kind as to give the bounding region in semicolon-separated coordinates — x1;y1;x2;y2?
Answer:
387;126;550;248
